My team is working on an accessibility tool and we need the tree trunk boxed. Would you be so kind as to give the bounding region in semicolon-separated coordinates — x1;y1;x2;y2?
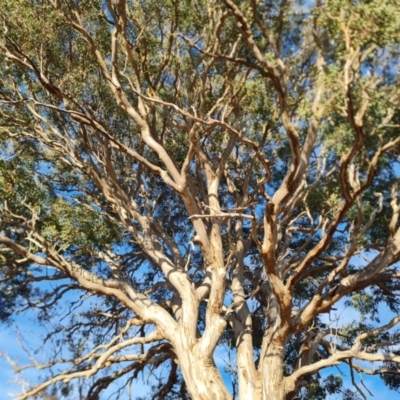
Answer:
178;342;289;400
260;343;286;400
236;342;259;399
234;312;260;400
177;346;232;400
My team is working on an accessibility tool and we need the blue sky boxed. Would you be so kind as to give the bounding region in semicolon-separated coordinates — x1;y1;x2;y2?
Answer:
2;301;400;399
0;314;152;399
319;299;400;399
0;319;234;399
2;247;400;399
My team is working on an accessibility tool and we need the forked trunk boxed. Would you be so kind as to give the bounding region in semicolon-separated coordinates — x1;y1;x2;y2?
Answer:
177;342;289;400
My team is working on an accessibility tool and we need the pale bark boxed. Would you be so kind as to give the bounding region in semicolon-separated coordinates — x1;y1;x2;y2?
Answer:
177;345;232;400
260;344;286;400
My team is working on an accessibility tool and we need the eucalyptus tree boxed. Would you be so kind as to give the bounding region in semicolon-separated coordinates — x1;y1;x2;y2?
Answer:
1;1;400;399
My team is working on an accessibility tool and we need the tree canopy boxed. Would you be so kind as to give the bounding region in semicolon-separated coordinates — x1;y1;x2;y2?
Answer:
1;0;400;399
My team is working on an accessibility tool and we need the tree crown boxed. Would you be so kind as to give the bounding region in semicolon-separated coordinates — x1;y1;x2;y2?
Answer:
1;1;400;399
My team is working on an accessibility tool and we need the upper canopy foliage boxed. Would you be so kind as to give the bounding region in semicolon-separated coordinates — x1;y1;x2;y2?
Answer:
0;1;400;399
